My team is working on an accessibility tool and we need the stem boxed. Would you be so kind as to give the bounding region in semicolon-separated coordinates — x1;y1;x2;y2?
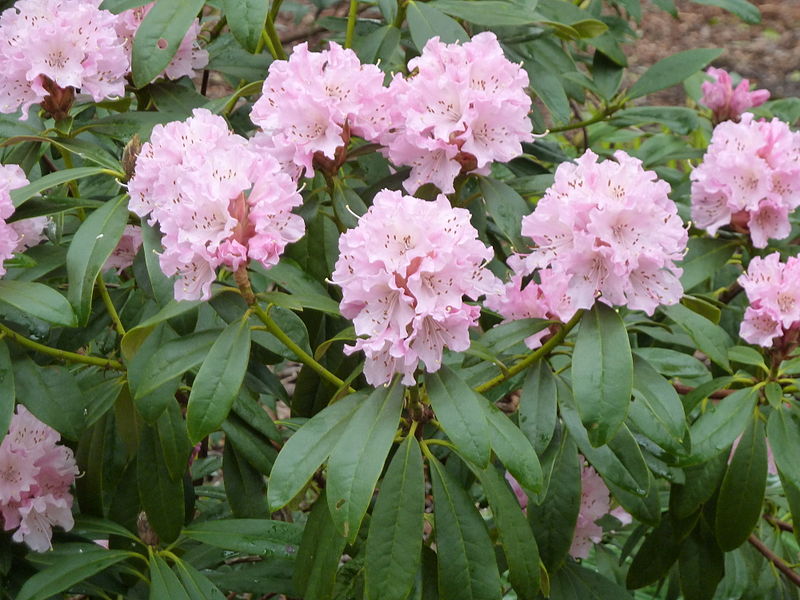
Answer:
765;514;794;533
547;103;622;134
251;302;355;393
392;1;408;28
263;14;286;60
474;309;584;394
345;0;358;48
0;322;125;370
234;265;256;306
269;0;284;20
97;274;125;336
672;382;736;399
748;534;800;588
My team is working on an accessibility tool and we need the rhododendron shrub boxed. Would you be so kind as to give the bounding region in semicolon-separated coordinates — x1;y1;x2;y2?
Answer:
1;1;799;599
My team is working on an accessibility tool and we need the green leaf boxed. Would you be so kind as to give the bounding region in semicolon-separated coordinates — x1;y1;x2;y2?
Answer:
428;455;502;600
527;434;580;571
131;0;206;87
678;238;739;292
16;547;136;600
223;0;269;52
294;492;349;600
678;520;724;600
222;440;269;518
327;381;405;541
519;359;557;455
267;392;365;511
628;48;723;99
156;400;192;482
687;387;758;465
14;358;87;440
206;34;272;83
427;0;540;25
222;414;278;476
478;318;553;358
66;195;129;325
572;303;633;446
140;222;174;307
767;404;800;491
609;106;700;135
479;177;531;251
150;553;191;600
173;559;227;600
0;280;75;326
663;303;733;371
485;405;542;496
0;341;13;445
134;330;219;400
138;424;184;543
187;317;251;442
476;465;540;600
365;436;425;600
570;18;608;38
121;299;202;360
9;167;110;207
714;415;766;550
728;345;767;373
669;451;728;518
127;324;179;422
549;560;633;599
626;516;682;589
690;0;759;22
426;367;491;467
630;355;687;456
183;519;303;558
406;0;468;52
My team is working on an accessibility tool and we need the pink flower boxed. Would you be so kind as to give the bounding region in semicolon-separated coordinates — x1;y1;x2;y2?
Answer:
570;464;631;559
0;405;78;552
10;217;48;253
380;32;532;194
738;253;800;348
102;224;142;273
128;108;304;301
0;164;31;276
701;67;770;124
250;42;390;177
692;114;800;248
510;150;686;316
115;3;207;82
330;190;501;386
0;0;129;119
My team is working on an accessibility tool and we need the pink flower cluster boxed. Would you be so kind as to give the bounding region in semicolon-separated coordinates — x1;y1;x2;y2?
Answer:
250;42;390;178
128;109;304;301
701;67;770;124
102;224;142;274
381;32;532;194
115;3;208;82
331;190;501;386
570;464;630;559
737;253;800;347
0;405;78;552
0;0;129;119
691;113;800;249
0;164;31;276
488;151;687;345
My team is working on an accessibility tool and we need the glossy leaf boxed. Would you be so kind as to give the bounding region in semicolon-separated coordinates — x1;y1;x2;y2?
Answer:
66;194;129;325
427;367;491;467
9;167;110;207
428;0;540;25
573;303;632;446
687;387;757;465
0;341;14;445
327;381;404;541
0;280;75;326
630;355;687;456
519;359;558;454
183;519;303;558
138;424;184;543
478;177;530;250
628;48;723;99
365;436;425;600
406;0;468;52
187;317;251;442
485;404;542;496
150;553;191;600
663;303;732;371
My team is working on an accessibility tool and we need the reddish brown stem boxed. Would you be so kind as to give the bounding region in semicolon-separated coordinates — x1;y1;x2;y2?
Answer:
765;514;794;533
234;265;256;305
748;534;800;587
672;382;736;399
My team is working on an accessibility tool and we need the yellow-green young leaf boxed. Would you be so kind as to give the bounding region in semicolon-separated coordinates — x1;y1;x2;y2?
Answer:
628;48;722;99
16;547;137;600
406;0;467;52
0;280;75;327
187;317;251;442
426;367;490;467
476;465;540;600
183;519;303;558
267;391;366;512
519;359;557;454
149;553;191;600
327;381;404;541
0;341;14;445
365;436;425;600
66;194;129;325
132;0;206;87
137;424;184;543
714;416;767;550
428;455;503;600
572;303;633;447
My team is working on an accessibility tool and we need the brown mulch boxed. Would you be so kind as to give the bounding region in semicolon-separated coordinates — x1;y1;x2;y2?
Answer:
627;0;800;104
